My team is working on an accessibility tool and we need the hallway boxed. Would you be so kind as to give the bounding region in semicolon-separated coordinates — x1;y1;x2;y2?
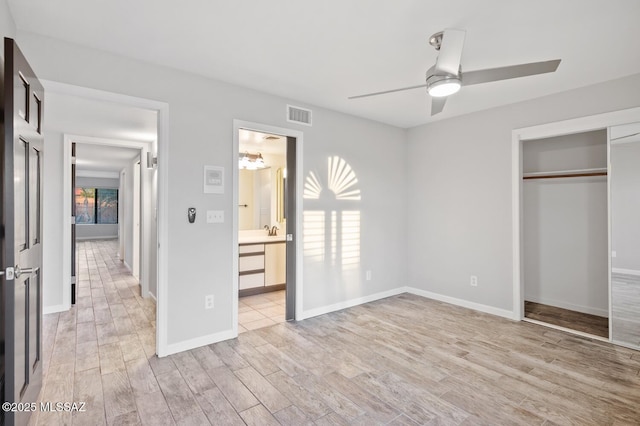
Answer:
32;240;157;425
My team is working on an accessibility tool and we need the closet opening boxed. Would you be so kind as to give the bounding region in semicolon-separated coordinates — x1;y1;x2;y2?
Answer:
521;129;609;339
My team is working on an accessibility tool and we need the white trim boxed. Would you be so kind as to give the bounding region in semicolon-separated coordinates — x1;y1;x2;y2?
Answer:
523;318;609;343
43;304;68;315
123;260;132;273
163;329;236;356
607;127;612;341
232;120;304;338
148;291;157;302
512;106;640;328
47;80;170;358
75;170;120;179
299;287;407;320
612;268;640;276
406;287;514;320
523;296;608;318
64;134;148;296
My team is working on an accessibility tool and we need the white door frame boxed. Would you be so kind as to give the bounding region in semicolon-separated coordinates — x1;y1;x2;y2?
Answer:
133;158;141;280
232;119;304;335
45;80;170;357
511;106;640;331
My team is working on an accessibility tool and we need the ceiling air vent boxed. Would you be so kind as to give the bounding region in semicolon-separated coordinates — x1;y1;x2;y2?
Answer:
287;105;312;126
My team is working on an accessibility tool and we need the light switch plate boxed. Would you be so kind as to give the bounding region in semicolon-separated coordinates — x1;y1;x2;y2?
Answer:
206;210;224;223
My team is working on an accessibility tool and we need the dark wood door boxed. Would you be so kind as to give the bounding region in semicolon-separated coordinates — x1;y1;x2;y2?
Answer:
2;37;44;426
71;142;76;304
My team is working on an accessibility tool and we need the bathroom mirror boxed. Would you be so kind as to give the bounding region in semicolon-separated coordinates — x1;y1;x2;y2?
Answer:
610;121;640;349
238;168;272;230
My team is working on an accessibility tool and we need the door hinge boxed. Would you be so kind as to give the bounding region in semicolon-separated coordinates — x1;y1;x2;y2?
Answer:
286;234;293;241
71;216;76;224
0;267;15;280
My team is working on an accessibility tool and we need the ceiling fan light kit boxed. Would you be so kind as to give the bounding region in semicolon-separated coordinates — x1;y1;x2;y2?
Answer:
349;28;561;116
426;73;461;97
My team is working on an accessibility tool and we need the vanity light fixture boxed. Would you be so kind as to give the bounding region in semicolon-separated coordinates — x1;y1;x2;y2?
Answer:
239;152;266;170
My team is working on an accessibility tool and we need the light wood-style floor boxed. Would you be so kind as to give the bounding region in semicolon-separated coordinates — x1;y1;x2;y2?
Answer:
31;240;640;425
524;301;609;338
612;272;640;348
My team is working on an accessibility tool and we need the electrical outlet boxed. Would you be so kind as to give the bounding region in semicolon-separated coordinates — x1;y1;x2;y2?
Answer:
205;294;214;309
470;275;478;287
206;210;224;223
366;270;372;281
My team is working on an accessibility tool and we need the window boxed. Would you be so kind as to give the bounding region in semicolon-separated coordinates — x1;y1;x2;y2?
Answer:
75;187;118;224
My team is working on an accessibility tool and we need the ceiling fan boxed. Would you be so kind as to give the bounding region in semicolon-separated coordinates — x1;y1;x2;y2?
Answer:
348;29;561;115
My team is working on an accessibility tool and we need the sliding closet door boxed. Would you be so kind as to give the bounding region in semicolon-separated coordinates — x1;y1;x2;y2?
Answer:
609;122;640;349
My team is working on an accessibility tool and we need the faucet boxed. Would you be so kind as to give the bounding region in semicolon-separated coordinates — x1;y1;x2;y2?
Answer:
264;225;278;236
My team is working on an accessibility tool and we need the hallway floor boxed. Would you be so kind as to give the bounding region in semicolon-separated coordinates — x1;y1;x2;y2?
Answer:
31;239;157;425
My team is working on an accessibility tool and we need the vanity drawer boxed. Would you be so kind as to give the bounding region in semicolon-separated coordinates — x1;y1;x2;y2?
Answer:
239;244;264;254
239;254;264;271
239;273;265;289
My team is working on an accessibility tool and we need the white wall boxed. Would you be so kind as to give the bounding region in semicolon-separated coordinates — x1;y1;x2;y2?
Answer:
122;158;136;271
0;0;15;60
17;31;407;349
611;140;640;273
407;72;640;313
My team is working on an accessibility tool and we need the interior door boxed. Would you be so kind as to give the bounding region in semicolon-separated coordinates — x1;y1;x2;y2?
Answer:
71;142;77;304
2;37;45;426
285;136;296;321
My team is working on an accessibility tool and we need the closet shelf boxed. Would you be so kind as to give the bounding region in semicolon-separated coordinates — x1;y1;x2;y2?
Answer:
522;167;607;180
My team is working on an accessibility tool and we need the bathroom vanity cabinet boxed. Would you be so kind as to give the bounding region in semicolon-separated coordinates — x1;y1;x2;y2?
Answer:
239;241;286;296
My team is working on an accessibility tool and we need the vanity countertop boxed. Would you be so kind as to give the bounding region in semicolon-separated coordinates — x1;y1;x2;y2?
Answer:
239;231;286;245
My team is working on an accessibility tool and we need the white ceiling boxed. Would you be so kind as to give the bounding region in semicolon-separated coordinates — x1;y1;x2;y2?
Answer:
8;1;640;128
75;143;141;174
239;129;286;155
46;91;157;173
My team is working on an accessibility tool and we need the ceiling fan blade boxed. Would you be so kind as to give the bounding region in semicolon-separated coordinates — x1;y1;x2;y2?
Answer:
348;83;427;100
434;28;466;76
463;59;561;86
431;97;447;116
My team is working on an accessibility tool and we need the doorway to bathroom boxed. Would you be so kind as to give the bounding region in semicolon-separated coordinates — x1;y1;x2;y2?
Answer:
233;120;302;334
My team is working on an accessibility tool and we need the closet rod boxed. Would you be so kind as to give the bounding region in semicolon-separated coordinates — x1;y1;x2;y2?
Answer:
523;171;607;180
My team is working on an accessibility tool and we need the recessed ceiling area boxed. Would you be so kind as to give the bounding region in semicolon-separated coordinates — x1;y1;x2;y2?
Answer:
8;0;640;128
239;129;286;155
44;90;157;174
75;144;141;173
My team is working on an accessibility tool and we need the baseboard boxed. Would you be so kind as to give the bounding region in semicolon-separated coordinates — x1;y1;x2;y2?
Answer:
148;291;157;302
75;236;118;241
612;268;640;277
44;304;69;314
524;295;608;318
123;261;132;273
162;328;236;357
298;287;407;320
405;287;514;320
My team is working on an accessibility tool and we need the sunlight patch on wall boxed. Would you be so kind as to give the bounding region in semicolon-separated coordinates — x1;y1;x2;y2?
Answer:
303;211;325;262
303;156;361;272
328;156;361;200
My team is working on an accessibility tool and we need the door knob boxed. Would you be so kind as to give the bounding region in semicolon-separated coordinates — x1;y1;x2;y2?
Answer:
14;266;38;279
